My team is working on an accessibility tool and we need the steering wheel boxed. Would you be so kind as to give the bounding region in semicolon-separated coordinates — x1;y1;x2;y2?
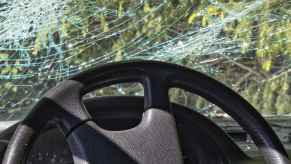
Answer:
2;61;289;164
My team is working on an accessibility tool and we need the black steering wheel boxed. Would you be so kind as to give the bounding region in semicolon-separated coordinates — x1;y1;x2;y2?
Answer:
2;61;289;164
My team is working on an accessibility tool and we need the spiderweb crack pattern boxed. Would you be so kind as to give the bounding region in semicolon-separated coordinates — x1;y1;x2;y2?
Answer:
0;0;290;119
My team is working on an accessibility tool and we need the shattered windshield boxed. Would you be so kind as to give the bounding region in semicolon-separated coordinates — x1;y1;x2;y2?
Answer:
0;0;290;151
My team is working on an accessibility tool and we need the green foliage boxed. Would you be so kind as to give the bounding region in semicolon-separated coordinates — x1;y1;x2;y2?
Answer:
0;0;291;118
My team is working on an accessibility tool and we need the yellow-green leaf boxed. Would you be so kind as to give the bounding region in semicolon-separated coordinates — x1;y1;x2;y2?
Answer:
11;68;18;74
220;12;224;20
100;16;109;32
1;67;10;74
207;6;219;15
0;53;8;60
188;12;197;24
202;16;208;27
12;86;17;92
144;2;151;13
262;59;272;71
118;1;124;17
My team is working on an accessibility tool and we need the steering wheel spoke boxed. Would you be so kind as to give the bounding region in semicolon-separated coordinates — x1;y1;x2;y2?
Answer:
43;80;92;134
21;80;92;136
143;72;170;110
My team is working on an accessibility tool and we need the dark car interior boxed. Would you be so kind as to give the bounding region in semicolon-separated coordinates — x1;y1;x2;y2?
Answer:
0;61;290;164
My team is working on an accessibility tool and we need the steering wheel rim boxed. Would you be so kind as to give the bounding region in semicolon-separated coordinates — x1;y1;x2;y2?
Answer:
2;60;289;164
